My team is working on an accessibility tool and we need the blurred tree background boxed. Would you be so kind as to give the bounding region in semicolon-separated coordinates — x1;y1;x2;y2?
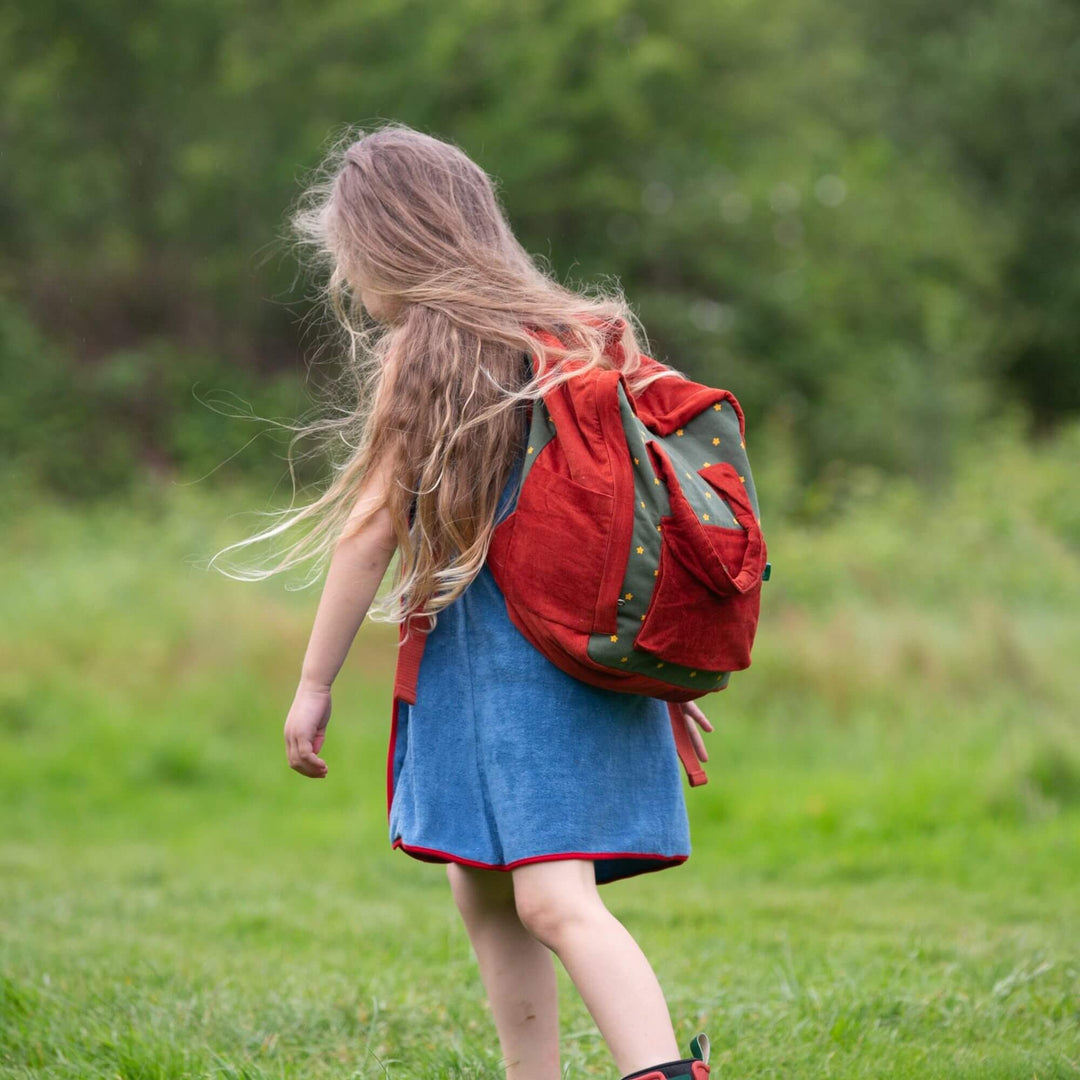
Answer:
3;0;1078;508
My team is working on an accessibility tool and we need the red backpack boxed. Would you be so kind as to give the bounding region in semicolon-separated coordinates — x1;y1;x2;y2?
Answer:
391;318;770;790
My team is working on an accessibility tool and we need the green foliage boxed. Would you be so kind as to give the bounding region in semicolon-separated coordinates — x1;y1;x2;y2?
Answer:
849;0;1080;425
1;0;1078;497
0;297;318;500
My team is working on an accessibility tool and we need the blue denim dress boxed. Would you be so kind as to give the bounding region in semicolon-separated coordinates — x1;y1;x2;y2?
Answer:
386;424;692;886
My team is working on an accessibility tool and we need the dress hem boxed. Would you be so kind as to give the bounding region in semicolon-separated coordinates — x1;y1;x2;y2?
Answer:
391;836;689;883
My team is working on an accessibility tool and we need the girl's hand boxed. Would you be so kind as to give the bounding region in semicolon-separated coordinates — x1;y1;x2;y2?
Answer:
284;681;332;778
678;700;713;763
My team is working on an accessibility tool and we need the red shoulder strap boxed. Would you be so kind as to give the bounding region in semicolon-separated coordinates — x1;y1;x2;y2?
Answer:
392;614;429;705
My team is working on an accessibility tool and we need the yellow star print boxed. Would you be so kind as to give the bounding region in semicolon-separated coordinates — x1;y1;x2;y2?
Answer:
636;546;644;554
610;634;618;643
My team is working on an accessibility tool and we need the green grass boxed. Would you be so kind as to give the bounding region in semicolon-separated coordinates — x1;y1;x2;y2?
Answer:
1;424;1079;1078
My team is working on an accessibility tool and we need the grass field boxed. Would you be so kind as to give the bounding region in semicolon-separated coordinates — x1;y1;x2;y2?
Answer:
1;424;1078;1078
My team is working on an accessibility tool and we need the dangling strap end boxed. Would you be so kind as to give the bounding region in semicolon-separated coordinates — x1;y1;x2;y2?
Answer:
668;701;708;787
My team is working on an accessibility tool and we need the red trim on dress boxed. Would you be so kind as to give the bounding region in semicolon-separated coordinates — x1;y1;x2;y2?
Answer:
391;837;689;880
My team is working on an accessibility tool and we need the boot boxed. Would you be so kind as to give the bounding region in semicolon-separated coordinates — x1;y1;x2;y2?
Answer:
618;1033;711;1080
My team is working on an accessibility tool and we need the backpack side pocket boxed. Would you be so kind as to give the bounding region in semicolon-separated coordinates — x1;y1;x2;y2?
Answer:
634;451;767;672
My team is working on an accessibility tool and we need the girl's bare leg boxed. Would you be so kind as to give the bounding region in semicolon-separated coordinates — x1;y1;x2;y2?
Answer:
446;862;561;1080
511;859;681;1077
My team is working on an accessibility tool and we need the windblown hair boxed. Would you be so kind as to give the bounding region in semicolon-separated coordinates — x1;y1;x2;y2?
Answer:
211;121;681;632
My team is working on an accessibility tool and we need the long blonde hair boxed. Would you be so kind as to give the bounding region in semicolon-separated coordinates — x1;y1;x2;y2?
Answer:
211;121;681;630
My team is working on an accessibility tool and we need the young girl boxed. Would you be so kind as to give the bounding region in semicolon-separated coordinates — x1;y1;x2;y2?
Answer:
219;122;714;1080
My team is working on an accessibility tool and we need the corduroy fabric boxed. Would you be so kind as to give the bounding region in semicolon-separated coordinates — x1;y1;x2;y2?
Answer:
386;428;692;886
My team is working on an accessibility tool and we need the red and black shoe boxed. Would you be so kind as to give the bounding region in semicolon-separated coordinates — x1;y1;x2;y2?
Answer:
618;1033;711;1080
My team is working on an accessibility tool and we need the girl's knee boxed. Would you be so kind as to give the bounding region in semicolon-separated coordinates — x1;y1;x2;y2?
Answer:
512;860;601;947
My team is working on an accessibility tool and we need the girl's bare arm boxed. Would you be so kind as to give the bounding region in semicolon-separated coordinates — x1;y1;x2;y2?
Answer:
285;458;400;778
298;476;398;691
